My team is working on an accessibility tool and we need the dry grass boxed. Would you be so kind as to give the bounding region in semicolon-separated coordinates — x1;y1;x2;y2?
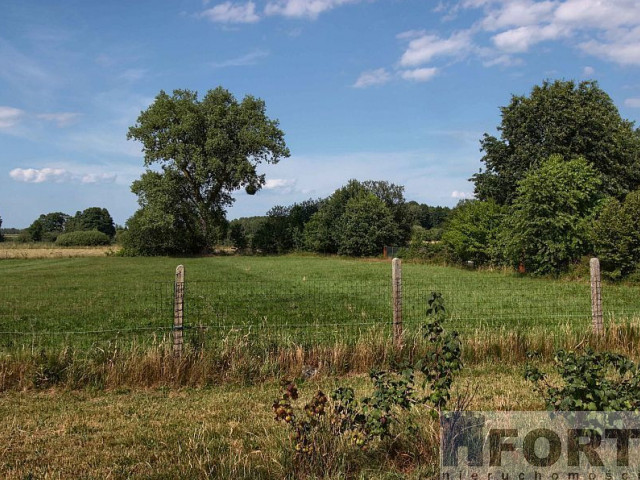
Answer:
0;363;538;479
0;243;120;259
2;321;640;392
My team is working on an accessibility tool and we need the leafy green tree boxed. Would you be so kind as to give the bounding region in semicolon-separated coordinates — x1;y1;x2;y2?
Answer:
441;199;504;265
228;220;248;250
127;87;290;250
592;190;640;279
36;212;70;234
251;205;292;254
70;208;115;238
121;170;206;255
27;219;44;242
252;199;322;254
336;192;399;257
502;155;602;275
304;180;406;254
472;80;640;204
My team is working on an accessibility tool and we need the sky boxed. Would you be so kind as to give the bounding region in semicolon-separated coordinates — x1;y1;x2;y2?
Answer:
1;0;640;228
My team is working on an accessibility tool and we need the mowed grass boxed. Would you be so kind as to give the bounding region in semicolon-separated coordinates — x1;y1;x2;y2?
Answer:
0;254;639;349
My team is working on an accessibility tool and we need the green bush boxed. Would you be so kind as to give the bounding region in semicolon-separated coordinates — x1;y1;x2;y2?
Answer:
502;155;602;275
55;230;111;247
592;189;640;279
525;349;640;411
441;199;504;266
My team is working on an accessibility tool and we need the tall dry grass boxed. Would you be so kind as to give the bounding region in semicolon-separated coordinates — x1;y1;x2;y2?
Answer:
2;319;640;392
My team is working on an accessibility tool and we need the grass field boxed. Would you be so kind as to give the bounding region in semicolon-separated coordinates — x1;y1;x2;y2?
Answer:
1;253;640;478
0;254;639;349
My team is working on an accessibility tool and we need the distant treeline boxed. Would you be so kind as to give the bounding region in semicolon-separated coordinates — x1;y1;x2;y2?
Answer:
226;179;451;257
0;208;117;246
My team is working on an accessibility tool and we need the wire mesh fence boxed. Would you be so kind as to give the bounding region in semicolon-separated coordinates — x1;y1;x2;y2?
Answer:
0;262;638;350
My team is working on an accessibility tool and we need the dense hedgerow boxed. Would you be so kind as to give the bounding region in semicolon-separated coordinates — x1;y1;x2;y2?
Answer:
55;230;111;247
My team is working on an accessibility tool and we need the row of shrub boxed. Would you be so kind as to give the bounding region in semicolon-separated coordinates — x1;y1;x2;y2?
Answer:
54;230;111;247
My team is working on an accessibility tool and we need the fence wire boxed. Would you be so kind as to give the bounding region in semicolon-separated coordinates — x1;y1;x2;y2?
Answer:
0;269;638;349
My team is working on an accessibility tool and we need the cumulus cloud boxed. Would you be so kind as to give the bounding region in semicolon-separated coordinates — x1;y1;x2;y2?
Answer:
451;190;473;199
400;67;439;82
399;31;473;67
263;178;297;193
9;167;116;184
353;68;391;88
201;1;260;23
492;23;566;52
265;0;361;19
582;65;595;76
481;0;555;31
0;106;24;128
467;0;640;65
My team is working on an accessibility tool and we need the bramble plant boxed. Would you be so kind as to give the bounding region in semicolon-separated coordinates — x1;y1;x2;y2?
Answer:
273;292;463;457
525;348;640;411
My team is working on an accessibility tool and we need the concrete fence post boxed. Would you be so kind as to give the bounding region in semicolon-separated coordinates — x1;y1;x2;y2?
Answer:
590;257;603;335
173;264;185;355
392;258;403;348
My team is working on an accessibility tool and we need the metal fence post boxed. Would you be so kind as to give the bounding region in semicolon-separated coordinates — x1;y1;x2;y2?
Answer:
590;257;603;335
173;265;185;355
392;258;403;348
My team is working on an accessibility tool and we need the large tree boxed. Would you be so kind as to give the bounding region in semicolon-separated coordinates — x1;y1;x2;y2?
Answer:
69;208;115;238
303;179;407;254
127;87;289;251
472;80;640;204
502;155;602;275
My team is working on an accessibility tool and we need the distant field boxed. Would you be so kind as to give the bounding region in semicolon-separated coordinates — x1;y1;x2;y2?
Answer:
0;242;120;259
0;255;638;349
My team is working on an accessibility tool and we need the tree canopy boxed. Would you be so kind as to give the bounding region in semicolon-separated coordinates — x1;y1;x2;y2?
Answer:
127;87;290;253
303;179;407;254
502;155;602;275
472;80;640;204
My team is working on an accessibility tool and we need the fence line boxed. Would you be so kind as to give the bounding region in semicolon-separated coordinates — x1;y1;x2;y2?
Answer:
0;258;638;350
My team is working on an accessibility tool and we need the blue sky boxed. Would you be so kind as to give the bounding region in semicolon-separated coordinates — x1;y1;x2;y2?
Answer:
2;0;640;228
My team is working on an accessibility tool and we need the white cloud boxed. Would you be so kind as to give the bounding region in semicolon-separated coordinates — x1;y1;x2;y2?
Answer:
451;190;473;199
400;67;439;82
492;23;565;52
554;0;640;30
582;65;595;76
481;0;555;31
265;0;361;19
0;106;24;129
399;31;473;67
579;27;640;65
263;178;297;193
201;1;260;23
353;68;391;88
624;98;640;108
35;112;81;127
211;49;269;67
466;0;640;65
9;167;116;184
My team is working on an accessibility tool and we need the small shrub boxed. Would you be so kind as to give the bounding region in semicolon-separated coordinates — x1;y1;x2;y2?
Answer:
525;348;640;411
55;230;111;247
273;292;462;473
